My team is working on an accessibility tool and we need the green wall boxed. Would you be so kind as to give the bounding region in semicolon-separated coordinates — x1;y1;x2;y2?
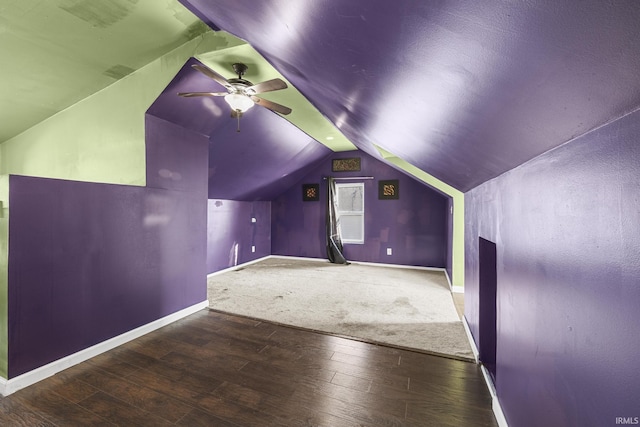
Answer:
0;31;242;184
0;31;354;183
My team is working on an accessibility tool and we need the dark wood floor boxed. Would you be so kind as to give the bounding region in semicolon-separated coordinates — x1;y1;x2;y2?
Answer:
0;309;497;426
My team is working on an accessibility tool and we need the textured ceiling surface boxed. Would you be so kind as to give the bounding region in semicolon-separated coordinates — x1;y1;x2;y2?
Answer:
193;41;356;152
4;0;640;193
180;0;640;191
0;0;208;143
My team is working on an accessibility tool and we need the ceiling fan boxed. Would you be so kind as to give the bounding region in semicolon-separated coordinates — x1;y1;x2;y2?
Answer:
178;62;292;131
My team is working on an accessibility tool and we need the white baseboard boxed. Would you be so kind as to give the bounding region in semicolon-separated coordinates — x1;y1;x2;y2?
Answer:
206;255;272;278
349;259;447;273
227;255;449;274
268;254;328;263
462;315;479;363
439;269;466;298
442;269;465;293
481;365;509;427
463;317;508;427
443;269;452;289
0;300;208;397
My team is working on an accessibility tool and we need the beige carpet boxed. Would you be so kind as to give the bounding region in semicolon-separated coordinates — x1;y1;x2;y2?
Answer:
207;257;474;361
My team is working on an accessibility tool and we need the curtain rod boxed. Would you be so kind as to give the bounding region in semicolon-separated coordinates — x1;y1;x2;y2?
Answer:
323;176;375;180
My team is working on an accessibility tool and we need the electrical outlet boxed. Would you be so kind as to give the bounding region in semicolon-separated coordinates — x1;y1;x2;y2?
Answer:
251;245;256;253
386;248;392;255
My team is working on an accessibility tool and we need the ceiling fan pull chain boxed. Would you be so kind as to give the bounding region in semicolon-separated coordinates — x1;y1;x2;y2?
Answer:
236;111;241;132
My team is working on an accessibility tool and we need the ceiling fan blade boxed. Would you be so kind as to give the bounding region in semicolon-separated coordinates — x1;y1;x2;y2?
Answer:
191;64;232;90
178;91;228;97
251;96;292;115
247;78;288;94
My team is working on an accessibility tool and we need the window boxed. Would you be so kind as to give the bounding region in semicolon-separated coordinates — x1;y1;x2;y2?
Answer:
336;182;364;244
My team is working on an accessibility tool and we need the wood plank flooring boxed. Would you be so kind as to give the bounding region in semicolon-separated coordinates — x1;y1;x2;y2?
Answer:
0;309;497;426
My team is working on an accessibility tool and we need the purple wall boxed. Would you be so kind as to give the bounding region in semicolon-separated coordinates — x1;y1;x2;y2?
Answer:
8;176;207;377
206;200;271;273
272;151;448;268
206;109;333;201
6;115;209;378
465;109;640;426
146;114;210;196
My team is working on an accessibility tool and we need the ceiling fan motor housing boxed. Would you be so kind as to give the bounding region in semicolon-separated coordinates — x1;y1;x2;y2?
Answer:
178;62;292;115
232;62;249;78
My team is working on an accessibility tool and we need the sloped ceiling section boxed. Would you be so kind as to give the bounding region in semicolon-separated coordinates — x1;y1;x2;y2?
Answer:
195;43;356;152
179;0;640;191
148;58;333;201
0;0;209;143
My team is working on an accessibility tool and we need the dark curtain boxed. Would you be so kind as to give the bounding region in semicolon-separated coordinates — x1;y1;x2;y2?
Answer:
326;177;348;264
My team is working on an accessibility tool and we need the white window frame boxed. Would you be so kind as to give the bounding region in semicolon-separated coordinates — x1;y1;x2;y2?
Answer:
335;182;365;244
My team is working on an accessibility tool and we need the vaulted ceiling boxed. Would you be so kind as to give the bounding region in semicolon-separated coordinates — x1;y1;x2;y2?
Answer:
0;0;208;144
3;0;640;193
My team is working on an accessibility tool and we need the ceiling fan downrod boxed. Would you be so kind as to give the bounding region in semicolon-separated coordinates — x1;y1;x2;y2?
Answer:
232;62;248;79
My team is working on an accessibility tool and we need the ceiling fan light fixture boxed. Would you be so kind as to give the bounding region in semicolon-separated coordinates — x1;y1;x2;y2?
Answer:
224;93;254;113
179;63;291;117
